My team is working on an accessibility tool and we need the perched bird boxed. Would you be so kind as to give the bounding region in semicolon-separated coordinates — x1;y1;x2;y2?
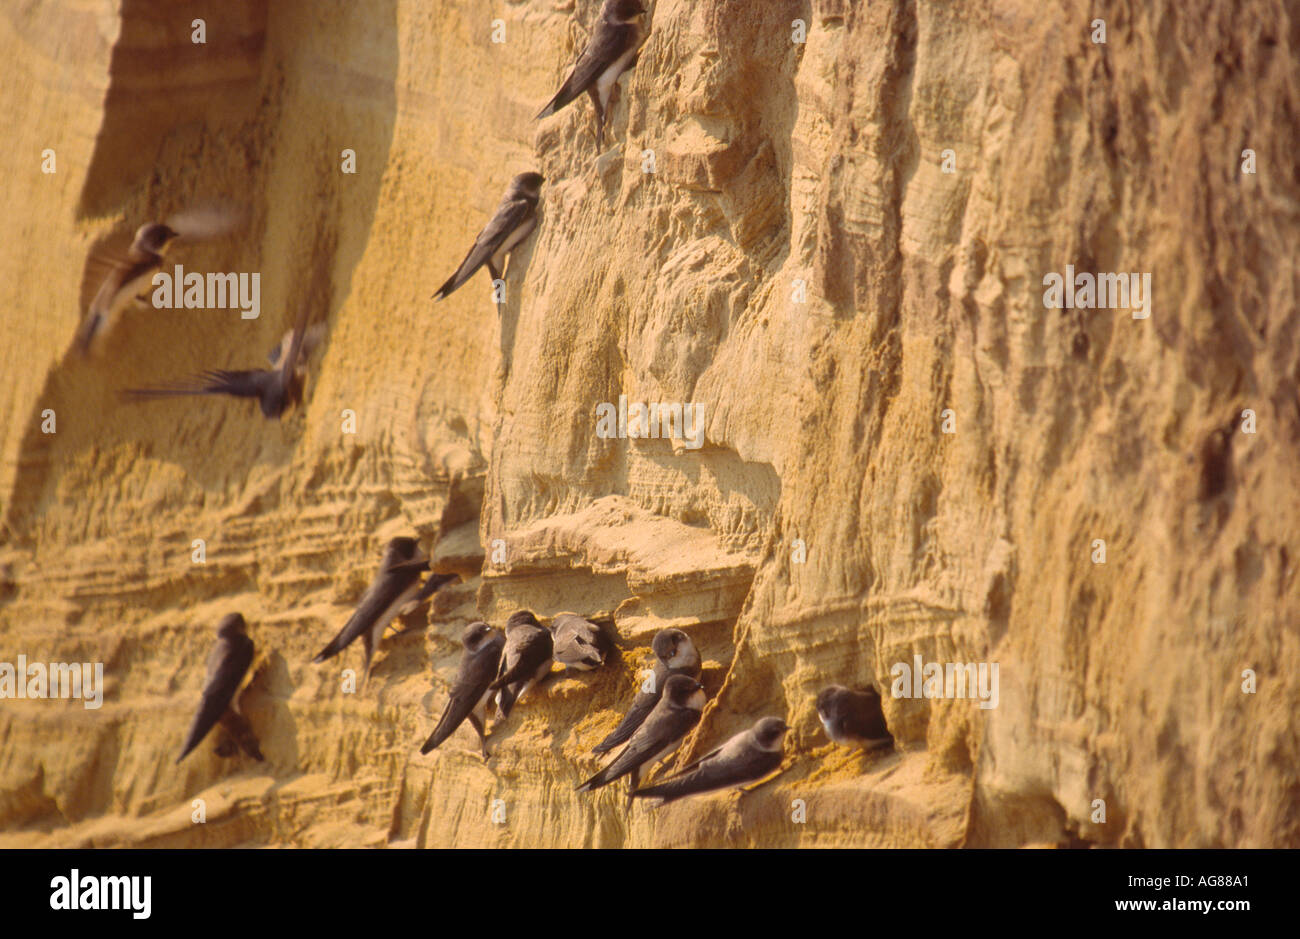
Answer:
815;685;894;751
488;610;554;723
632;716;789;806
312;537;433;678
593;627;700;754
122;303;321;419
420;621;505;758
577;673;705;804
432;172;544;302
176;613;262;764
536;0;649;145
549;612;605;671
76;206;242;355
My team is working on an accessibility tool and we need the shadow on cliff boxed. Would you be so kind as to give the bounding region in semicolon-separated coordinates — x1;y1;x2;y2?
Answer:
5;0;399;544
495;206;544;386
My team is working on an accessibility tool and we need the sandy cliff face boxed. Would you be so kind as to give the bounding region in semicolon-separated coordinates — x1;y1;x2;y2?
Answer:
1;0;1297;848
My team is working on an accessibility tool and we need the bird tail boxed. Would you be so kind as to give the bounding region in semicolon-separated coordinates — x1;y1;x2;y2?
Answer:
536;74;581;120
312;634;346;665
494;683;518;720
628;778;688;805
420;704;460;754
489;661;529;691
592;708;643;754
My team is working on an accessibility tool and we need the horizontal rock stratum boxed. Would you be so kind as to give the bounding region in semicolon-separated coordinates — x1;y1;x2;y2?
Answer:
0;0;1297;848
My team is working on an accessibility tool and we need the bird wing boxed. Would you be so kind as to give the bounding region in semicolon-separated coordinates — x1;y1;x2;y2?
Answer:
536;19;634;117
581;704;700;790
312;566;421;663
634;745;783;804
592;689;659;753
489;628;553;690
278;302;314;381
410;572;459;607
421;637;504;753
122;369;275;402
593;660;666;753
433;197;533;300
165;204;246;240
176;634;254;763
843;692;891;741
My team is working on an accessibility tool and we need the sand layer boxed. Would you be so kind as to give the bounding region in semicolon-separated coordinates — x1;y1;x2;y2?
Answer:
1;0;1298;847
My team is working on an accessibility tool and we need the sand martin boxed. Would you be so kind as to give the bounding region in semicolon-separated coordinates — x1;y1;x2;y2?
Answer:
488;610;554;724
549;612;605;671
122;303;321;419
816;684;894;751
432;172;544;303
632;716;789;806
536;0;649;145
176;613;261;764
312;537;431;679
420;621;505;758
76;206;242;355
577;673;705;803
592;627;700;754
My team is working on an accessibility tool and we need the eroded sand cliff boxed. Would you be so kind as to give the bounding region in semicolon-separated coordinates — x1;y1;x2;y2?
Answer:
1;0;1298;847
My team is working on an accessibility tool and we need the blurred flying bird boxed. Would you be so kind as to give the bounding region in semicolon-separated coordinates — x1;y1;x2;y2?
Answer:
76;205;243;355
122;303;322;419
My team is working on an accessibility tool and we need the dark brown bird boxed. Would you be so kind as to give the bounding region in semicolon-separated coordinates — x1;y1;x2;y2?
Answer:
593;627;700;754
312;537;437;679
632;716;788;806
432;172;543;302
816;684;893;751
77;206;242;355
577;674;705;804
121;303;322;419
536;0;649;145
176;613;261;764
420;622;505;758
488;610;554;725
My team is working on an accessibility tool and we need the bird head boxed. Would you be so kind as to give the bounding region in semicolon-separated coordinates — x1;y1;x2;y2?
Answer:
815;685;848;718
607;0;647;23
134;222;180;255
652;627;696;669
505;609;542;632
216;613;248;639
753;717;790;750
663;674;705;708
510;172;545;200
463;621;497;652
